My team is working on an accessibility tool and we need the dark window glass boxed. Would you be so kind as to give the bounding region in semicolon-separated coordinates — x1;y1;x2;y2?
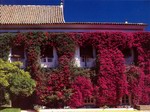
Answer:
41;46;53;58
80;46;93;58
122;48;131;58
122;95;129;105
12;46;24;58
48;58;53;62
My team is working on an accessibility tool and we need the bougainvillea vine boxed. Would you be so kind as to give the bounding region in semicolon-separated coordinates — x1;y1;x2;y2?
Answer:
0;32;149;108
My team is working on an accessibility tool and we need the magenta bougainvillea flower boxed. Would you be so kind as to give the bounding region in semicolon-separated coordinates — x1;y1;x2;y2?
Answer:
0;32;149;107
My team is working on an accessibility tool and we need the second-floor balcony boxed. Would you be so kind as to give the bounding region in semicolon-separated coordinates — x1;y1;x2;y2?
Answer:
122;48;135;65
9;46;26;68
74;45;96;68
40;46;58;68
10;55;26;68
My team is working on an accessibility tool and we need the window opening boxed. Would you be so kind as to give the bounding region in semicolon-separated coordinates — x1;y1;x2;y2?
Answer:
122;48;134;65
84;97;95;104
122;95;129;105
122;48;131;58
80;46;93;67
11;46;24;61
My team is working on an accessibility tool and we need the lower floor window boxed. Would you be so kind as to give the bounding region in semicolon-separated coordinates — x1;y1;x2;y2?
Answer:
84;97;95;104
122;95;129;105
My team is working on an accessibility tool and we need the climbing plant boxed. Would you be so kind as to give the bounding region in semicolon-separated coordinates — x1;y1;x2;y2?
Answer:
0;32;149;107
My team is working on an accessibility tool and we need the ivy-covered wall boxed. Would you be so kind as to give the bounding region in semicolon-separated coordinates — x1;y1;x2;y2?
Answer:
0;32;150;108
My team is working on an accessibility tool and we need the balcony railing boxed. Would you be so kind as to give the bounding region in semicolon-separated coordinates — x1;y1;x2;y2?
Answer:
40;57;58;68
125;57;134;65
80;58;96;68
10;55;26;68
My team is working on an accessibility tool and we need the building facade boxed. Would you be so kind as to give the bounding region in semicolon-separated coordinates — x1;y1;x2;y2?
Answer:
0;2;150;109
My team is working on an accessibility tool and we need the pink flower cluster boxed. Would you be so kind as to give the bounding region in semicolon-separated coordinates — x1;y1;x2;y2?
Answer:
11;32;150;107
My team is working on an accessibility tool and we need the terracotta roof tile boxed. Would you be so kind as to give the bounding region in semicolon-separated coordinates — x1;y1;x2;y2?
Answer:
0;5;65;24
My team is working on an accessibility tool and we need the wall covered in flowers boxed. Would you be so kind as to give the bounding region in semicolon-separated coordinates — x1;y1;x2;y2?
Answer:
0;32;150;108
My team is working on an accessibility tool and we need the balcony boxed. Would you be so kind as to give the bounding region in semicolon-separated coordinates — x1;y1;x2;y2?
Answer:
10;55;26;68
74;45;96;68
122;48;134;65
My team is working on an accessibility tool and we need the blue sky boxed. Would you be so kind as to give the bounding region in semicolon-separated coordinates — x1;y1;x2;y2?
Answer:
1;0;150;31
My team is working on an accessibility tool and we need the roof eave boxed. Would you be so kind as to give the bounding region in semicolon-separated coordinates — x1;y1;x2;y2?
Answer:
0;22;148;26
0;22;148;31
